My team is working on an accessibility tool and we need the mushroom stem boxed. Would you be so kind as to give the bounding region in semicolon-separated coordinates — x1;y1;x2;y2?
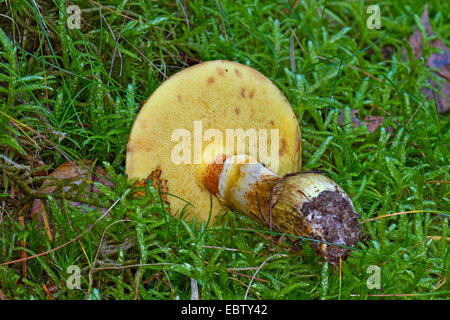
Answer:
203;155;279;224
201;155;361;264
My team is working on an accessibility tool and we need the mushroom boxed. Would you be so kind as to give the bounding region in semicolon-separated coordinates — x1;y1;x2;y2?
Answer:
126;60;360;264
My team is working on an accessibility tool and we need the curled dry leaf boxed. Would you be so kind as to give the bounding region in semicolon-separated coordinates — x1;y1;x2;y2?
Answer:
132;168;170;208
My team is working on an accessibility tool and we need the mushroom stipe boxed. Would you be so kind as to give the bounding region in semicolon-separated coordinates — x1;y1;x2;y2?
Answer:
126;60;361;264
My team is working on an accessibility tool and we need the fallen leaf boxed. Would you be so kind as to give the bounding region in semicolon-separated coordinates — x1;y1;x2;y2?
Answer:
364;115;387;133
339;109;390;133
30;160;115;239
408;5;450;113
409;30;423;59
132;168;170;208
148;168;169;205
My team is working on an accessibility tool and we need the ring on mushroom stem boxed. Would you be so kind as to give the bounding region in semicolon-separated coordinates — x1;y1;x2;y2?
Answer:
126;60;361;264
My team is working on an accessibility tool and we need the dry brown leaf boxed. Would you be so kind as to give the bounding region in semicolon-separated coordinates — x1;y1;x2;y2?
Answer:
30;160;115;239
338;110;389;133
132;168;170;208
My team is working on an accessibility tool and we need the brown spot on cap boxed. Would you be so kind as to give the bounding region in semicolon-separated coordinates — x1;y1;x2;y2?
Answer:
270;120;275;126
240;87;246;98
235;108;240;115
216;67;225;77
207;77;215;84
249;89;255;99
235;69;243;78
177;94;183;103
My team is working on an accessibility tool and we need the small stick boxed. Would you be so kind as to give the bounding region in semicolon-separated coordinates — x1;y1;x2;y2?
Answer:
18;215;27;278
41;283;55;300
427;236;450;241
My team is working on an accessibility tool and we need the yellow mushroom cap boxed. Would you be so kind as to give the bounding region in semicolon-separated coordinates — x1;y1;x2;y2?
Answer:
125;60;301;222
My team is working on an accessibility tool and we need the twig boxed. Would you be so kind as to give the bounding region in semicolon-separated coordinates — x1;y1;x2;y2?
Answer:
427;236;450;241
230;277;261;300
0;154;30;170
425;180;450;184
0;110;75;167
41;283;55;300
350;292;449;297
406;89;431;127
201;245;268;256
0;202;5;259
227;270;269;284
177;0;190;31
0;14;22;44
361;210;448;223
88;0;136;21
290;27;306;55
18;213;27;277
317;56;382;82
154;272;175;300
90;262;173;271
290;32;295;72
215;0;229;41
134;268;141;300
244;254;278;300
379;238;428;266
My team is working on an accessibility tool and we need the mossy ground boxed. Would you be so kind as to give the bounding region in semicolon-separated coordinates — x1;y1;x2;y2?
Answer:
0;0;448;299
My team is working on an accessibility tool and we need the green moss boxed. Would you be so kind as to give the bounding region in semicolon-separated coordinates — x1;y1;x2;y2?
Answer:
0;0;448;300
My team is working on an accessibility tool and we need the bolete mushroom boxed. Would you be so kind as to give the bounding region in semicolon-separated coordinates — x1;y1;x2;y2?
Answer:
126;60;360;264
